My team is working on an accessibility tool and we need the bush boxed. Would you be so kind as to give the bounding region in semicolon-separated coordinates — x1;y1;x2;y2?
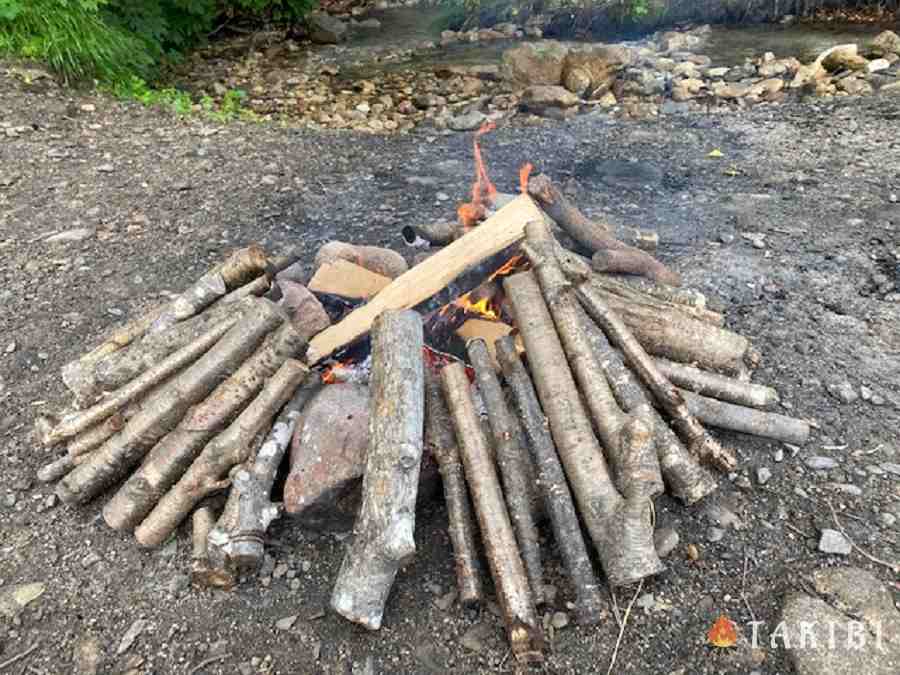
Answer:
0;0;316;83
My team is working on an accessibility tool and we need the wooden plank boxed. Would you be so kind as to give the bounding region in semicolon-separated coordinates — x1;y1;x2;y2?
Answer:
308;259;391;300
306;195;547;364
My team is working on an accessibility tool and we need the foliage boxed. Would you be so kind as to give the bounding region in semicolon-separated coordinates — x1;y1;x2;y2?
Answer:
107;74;255;121
0;0;317;83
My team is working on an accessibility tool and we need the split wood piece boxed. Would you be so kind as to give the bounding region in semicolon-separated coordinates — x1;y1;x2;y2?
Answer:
403;221;464;246
190;499;235;589
314;242;409;279
134;358;308;547
43;316;239;448
308;259;392;301
149;245;270;333
654;358;779;409
306;195;547;364
424;373;484;608
581;275;750;374
576;283;738;473
505;271;663;586
210;378;319;575
680;390;810;445
331;310;425;630
527;173;681;286
441;362;543;662
467;339;544;604
578;314;717;505
59;246;268;404
495;338;604;625
93;299;248;395
103;322;306;532
522;223;663;500
56;298;284;506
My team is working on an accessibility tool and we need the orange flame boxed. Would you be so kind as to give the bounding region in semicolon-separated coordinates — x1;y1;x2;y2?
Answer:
321;358;353;384
457;121;498;229
519;163;533;194
707;615;738;648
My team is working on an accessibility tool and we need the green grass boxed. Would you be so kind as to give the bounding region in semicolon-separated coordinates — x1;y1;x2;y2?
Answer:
105;75;257;122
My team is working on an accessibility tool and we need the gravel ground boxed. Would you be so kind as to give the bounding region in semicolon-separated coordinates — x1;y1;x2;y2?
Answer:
1;65;898;674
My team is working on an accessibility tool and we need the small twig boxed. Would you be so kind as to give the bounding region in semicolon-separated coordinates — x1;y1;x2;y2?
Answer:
827;500;900;573
740;552;756;623
608;585;623;630
0;643;39;672
189;653;231;674
784;522;815;539
606;580;644;675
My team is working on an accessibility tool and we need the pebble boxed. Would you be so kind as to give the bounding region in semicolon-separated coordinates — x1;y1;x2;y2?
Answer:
550;611;570;629
97;163;114;173
818;529;852;555
707;526;725;543
82;552;102;568
635;593;655;611
686;543;700;560
654;527;680;558
4;341;15;354
827;483;862;496
773;448;784;462
882;462;900;477
879;512;896;528
45;227;95;243
756;466;772;485
116;619;146;655
275;614;298;631
827;381;858;404
435;589;457;611
460;622;492;653
805;456;838;470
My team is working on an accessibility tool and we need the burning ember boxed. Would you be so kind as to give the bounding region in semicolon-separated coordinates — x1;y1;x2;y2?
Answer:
457;121;498;229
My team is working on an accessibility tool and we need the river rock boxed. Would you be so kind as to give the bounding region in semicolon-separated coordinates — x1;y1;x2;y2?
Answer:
867;58;891;73
818;528;851;555
838;76;874;96
447;109;486;132
563;66;592;96
306;11;347;44
781;567;900;674
502;41;569;86
562;44;633;96
521;85;579;116
712;81;749;99
672;78;704;101
658;31;702;53
872;30;900;56
277;280;331;342
749;78;785;97
820;44;868;72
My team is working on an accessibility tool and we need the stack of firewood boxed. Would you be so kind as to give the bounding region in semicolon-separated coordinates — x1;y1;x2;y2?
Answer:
35;162;811;662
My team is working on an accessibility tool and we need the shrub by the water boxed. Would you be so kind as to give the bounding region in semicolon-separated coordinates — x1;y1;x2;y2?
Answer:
0;0;316;83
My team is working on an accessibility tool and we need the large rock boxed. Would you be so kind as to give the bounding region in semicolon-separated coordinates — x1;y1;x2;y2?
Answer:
306;11;347;44
502;41;569;86
520;85;579;117
672;78;705;101
781;567;900;674
562;44;633;96
819;44;868;72
872;30;900;56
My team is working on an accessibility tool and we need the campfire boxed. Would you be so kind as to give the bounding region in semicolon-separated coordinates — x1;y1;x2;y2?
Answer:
35;123;811;663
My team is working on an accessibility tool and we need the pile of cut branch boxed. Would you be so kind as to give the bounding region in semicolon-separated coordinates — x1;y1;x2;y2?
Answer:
36;158;810;662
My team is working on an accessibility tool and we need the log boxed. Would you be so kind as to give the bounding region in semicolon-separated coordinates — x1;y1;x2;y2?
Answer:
190;500;234;589
134;358;308;547
495;338;605;626
209;378;319;575
527;174;681;286
425;373;484;608
579;315;717;505
467;339;544;604
402;221;464;247
40;317;238;447
654;358;779;408
56;298;284;506
522;224;663;500
331;310;425;630
680;390;810;445
441;362;543;662
314;242;408;279
454;320;517;370
307;259;392;301
37;453;78;483
306;195;548;364
576;283;738;472
68;413;126;458
102;321;306;532
505;271;663;586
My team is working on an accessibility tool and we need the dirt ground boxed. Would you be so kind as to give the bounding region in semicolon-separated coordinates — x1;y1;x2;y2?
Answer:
1;65;898;674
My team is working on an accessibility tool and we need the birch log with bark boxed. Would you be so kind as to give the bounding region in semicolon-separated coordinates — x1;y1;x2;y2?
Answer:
55;298;284;506
190;500;234;589
442;362;544;662
467;339;544;604
680;391;810;445
134;358;308;547
209;378;319;574
495;337;604;625
331;310;425;630
102;321;306;532
505;271;663;587
653;358;779;409
576;283;738;472
424;373;484;607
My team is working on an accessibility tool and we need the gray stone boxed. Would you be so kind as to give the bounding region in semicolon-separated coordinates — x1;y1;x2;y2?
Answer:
707;526;725;543
550;611;570;629
879;512;897;528
46;228;94;243
806;456;839;470
502;41;569;86
460;622;494;653
275;614;298;631
756;466;773;485
817;528;851;555
654;527;679;558
306;12;347;44
73;636;103;675
635;593;655;610
447;109;486;132
782;567;900;674
872;30;900;56
881;462;900;476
